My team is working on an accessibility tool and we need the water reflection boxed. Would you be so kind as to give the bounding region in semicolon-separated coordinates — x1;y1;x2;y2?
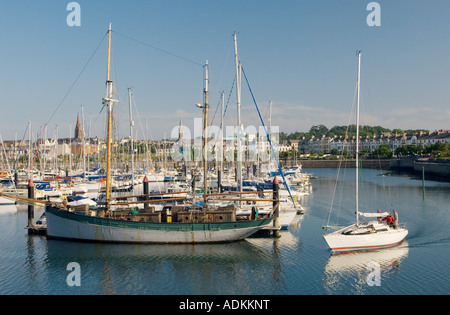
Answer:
39;228;302;294
15;194;307;294
323;242;409;294
0;204;18;215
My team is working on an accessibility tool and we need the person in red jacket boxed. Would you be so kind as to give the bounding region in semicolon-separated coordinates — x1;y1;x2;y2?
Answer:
382;214;394;226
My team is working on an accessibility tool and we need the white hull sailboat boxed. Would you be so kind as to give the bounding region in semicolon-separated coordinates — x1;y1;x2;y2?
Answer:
323;221;408;252
0;196;15;206
323;51;408;252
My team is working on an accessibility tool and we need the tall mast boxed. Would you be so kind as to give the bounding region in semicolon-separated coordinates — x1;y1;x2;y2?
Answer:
28;121;31;179
233;32;242;193
269;100;272;166
69;123;72;175
43;125;47;175
106;23;112;83
220;91;224;173
81;105;86;179
356;50;361;227
203;61;209;209
128;88;134;188
103;23;117;210
55;125;59;172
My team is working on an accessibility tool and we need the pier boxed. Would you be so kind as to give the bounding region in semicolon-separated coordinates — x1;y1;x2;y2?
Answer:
289;159;391;170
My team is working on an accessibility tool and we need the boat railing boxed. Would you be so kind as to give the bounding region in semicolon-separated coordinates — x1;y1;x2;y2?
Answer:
0;189;279;208
0;191;47;206
111;189;278;207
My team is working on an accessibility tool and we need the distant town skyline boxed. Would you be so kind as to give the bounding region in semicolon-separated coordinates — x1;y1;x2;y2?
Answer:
0;1;449;142
0;112;442;142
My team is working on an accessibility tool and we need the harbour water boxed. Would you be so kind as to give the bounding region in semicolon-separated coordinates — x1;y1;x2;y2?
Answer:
0;168;449;295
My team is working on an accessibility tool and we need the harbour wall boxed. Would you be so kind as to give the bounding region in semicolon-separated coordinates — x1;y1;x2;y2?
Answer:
157;159;392;170
295;159;391;170
390;158;450;180
146;158;448;180
299;158;449;179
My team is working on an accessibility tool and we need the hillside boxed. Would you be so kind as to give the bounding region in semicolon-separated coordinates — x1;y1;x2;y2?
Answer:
279;125;430;141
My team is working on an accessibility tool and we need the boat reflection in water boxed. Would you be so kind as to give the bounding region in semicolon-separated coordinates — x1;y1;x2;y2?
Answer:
323;242;409;294
43;232;300;295
0;204;17;215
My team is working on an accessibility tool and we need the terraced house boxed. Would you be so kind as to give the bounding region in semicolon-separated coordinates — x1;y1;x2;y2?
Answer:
294;130;449;155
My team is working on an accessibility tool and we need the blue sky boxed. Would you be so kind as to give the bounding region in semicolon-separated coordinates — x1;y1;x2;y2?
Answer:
0;0;449;141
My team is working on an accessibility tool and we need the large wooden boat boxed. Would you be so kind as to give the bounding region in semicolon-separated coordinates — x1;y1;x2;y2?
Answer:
45;205;272;244
45;25;274;244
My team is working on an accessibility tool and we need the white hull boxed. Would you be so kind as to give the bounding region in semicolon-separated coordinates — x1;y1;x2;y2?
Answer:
278;209;298;230
237;206;297;230
82;182;102;192
0;204;17;214
1;188;45;199
323;222;408;252
143;174;165;182
67;199;97;207
216;198;300;231
0;196;15;205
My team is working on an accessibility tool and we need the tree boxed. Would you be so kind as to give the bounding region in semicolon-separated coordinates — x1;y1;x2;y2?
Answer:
309;125;329;137
394;145;419;157
279;132;289;141
329;125;348;137
423;142;450;160
371;145;392;159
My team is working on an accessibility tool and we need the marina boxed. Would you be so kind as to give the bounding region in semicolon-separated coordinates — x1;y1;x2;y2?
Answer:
1;1;449;297
0;168;449;294
1;26;309;246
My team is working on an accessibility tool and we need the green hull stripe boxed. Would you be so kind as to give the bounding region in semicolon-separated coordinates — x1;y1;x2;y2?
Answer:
46;206;272;232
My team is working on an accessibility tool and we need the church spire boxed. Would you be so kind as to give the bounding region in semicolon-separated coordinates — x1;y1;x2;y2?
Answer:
75;114;83;139
179;117;184;140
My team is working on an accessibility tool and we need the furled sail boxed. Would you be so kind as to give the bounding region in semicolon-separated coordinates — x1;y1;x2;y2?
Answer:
358;212;389;218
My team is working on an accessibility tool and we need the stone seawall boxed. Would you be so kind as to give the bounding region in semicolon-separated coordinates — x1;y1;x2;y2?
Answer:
297;159;391;170
414;161;450;179
390;158;450;180
390;157;416;170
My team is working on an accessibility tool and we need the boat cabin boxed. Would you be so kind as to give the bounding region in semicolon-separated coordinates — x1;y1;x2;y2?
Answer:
342;221;391;235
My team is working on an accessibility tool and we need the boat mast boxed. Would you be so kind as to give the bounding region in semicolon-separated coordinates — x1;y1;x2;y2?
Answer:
356;50;361;227
269;100;272;166
69;124;72;175
55;125;59;172
81;105;86;179
128;88;134;188
233;32;242;193
202;61;209;209
103;23;117;210
28;121;31;180
220;91;224;174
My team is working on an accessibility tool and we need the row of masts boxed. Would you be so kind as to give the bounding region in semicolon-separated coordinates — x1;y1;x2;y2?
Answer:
1;31;280;186
201;32;243;209
100;26;259;212
0;26;285;213
0;25;304;239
